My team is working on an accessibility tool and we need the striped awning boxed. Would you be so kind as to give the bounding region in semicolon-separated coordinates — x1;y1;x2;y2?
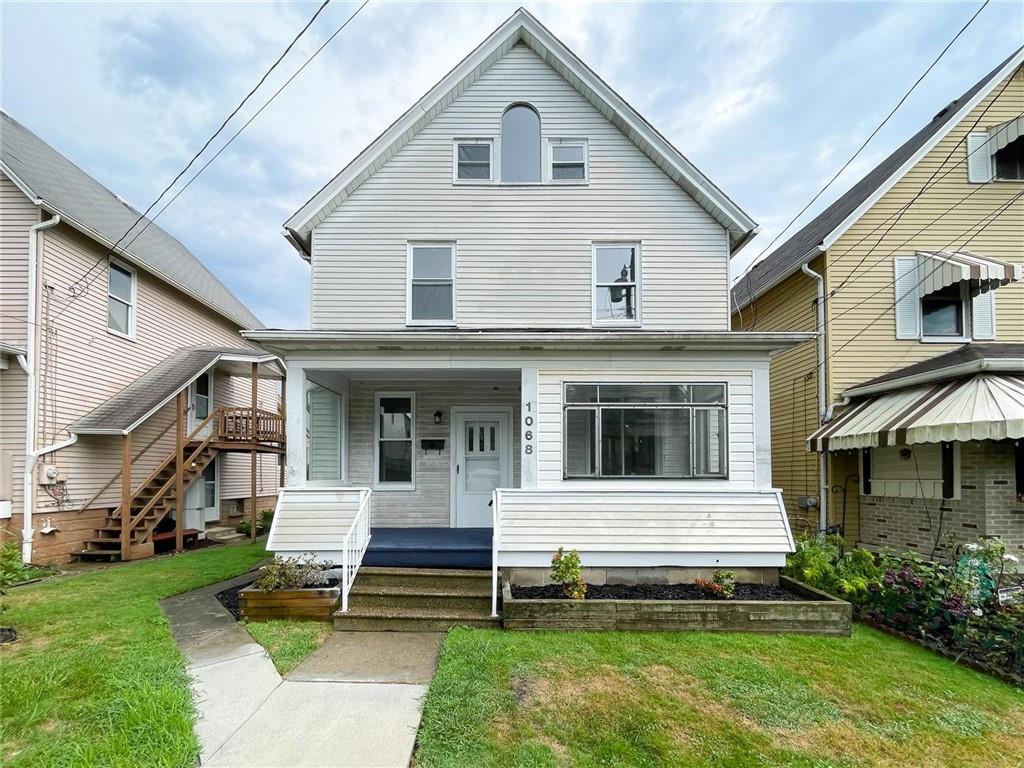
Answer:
808;374;1024;452
989;115;1023;153
917;250;1021;298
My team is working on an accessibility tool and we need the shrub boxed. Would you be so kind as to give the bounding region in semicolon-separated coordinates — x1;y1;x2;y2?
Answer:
252;554;332;591
237;508;275;536
551;547;585;600
694;578;724;598
713;569;736;599
784;534;882;604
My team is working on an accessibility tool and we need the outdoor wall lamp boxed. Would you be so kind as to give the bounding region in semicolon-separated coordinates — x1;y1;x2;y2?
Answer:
433;410;444;425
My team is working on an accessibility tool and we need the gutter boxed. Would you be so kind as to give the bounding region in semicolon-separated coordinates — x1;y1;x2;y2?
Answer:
842;357;1020;399
22;213;60;563
801;263;828;533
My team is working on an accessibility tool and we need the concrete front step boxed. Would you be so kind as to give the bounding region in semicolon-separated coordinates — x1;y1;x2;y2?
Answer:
333;606;499;632
349;585;491;613
355;567;490;591
206;526;248;543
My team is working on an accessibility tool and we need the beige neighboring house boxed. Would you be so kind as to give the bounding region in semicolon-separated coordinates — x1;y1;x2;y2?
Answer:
0;111;284;564
732;48;1024;559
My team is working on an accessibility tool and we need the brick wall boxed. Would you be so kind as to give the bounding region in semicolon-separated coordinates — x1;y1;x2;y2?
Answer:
858;440;1023;559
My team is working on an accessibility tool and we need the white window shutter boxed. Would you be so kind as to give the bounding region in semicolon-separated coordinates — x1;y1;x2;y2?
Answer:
894;256;921;339
971;289;996;340
966;132;993;183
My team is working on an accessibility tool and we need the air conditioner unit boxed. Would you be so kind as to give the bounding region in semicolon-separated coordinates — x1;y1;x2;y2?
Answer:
40;465;62;486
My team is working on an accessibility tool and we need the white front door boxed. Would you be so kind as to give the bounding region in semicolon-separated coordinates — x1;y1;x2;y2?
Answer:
184;457;219;531
452;409;511;528
187;370;214;438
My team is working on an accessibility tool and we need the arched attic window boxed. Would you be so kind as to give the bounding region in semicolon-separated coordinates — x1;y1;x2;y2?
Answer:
501;103;541;183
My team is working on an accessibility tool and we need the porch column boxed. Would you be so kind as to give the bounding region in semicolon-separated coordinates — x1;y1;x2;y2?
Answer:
284;362;307;488
520;367;538;488
120;433;132;560
250;361;258;540
175;392;185;552
279;379;287;486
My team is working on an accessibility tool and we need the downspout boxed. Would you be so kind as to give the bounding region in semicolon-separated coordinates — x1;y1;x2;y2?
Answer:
22;213;61;563
801;263;828;533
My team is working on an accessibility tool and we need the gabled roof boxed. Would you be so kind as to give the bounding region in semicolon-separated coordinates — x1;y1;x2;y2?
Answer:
71;346;281;435
284;7;757;258
0;111;263;330
733;46;1024;312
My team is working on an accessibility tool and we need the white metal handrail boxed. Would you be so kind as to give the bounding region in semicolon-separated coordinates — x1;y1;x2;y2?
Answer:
339;488;372;613
491;489;501;617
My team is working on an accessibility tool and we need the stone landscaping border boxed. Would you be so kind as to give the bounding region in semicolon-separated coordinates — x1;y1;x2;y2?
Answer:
240;585;340;622
501;575;852;635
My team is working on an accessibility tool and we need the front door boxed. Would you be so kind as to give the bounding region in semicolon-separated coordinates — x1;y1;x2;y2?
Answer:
452;409;511;528
184;457;219;531
187;370;214;437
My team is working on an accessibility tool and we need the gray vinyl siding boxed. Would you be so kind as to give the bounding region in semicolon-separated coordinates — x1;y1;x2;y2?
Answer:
311;44;729;331
0;173;37;515
345;375;521;526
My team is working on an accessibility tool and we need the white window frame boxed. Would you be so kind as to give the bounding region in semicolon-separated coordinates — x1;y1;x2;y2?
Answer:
106;258;137;340
452;138;495;184
406;242;457;327
591;242;641;327
373;391;416;491
920;282;970;344
561;381;729;480
546;138;589;184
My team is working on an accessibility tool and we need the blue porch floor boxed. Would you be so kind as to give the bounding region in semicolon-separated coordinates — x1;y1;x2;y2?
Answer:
363;527;492;569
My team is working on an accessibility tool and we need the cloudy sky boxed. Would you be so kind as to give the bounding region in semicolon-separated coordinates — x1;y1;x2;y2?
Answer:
2;1;1021;328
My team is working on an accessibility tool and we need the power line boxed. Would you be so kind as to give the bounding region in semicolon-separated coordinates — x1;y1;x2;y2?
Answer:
52;0;371;323
738;0;992;324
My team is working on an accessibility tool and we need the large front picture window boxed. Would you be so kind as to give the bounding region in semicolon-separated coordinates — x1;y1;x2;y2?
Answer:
563;383;727;479
375;393;414;488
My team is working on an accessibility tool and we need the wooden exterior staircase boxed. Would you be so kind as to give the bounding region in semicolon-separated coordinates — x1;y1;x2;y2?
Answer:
74;406;284;562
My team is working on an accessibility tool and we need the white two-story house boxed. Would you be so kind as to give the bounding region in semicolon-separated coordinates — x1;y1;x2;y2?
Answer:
246;9;811;615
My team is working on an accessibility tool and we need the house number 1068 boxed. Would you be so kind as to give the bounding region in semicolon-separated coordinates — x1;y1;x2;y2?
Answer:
523;402;535;455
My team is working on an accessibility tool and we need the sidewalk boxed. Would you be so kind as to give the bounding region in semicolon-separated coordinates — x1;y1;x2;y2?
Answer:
163;576;442;767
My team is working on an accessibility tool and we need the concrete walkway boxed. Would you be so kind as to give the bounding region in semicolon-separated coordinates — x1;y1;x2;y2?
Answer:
163;576;443;767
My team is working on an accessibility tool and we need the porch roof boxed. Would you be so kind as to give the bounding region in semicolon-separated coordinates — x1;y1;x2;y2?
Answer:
71;346;282;436
242;329;815;356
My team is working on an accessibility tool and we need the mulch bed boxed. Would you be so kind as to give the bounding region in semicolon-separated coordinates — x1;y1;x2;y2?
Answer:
511;583;803;601
216;578;340;621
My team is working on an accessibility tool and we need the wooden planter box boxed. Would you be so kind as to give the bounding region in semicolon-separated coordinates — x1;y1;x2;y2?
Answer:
501;575;852;636
239;585;340;622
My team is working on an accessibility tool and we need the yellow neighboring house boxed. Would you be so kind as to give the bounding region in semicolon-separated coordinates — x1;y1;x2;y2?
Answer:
732;47;1024;560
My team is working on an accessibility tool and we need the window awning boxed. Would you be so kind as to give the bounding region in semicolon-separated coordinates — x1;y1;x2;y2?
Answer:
916;250;1021;298
989;115;1023;153
808;374;1024;452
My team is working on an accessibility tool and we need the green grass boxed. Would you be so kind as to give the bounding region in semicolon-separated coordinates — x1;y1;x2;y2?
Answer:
244;619;332;675
416;626;1024;768
0;542;268;768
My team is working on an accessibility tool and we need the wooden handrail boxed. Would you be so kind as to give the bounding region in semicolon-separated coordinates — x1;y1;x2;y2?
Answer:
79;419;177;511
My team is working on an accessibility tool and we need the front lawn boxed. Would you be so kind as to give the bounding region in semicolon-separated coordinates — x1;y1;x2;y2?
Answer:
417;626;1024;768
0;542;268;767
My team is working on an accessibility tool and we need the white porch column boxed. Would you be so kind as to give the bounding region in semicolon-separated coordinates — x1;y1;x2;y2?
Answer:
520;366;538;488
752;361;773;490
284;362;307;488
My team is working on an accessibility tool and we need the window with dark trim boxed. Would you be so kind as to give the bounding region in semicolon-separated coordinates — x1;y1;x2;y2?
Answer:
563;383;727;479
994;136;1024;181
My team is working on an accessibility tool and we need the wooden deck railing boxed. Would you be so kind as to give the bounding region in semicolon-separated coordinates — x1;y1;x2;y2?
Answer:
218;407;285;445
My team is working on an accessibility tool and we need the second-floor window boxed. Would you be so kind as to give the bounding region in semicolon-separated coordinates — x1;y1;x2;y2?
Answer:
920;284;966;338
995;136;1023;181
501;103;541;183
107;260;135;338
549;138;588;182
593;243;640;325
407;243;456;325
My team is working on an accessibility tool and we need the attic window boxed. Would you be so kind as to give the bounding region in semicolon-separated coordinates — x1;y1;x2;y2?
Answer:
453;139;492;182
549;138;588;182
501;104;541;183
994;136;1024;181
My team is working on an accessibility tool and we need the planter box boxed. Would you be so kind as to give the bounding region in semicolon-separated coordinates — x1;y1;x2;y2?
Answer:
239;585;340;622
501;575;851;636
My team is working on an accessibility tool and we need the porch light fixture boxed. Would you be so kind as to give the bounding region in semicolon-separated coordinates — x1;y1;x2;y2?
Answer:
433;410;444;425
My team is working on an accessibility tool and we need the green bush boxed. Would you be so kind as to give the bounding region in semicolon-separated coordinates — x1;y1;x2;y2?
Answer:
252;554;332;591
783;534;882;604
237;507;274;536
551;547;585;599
